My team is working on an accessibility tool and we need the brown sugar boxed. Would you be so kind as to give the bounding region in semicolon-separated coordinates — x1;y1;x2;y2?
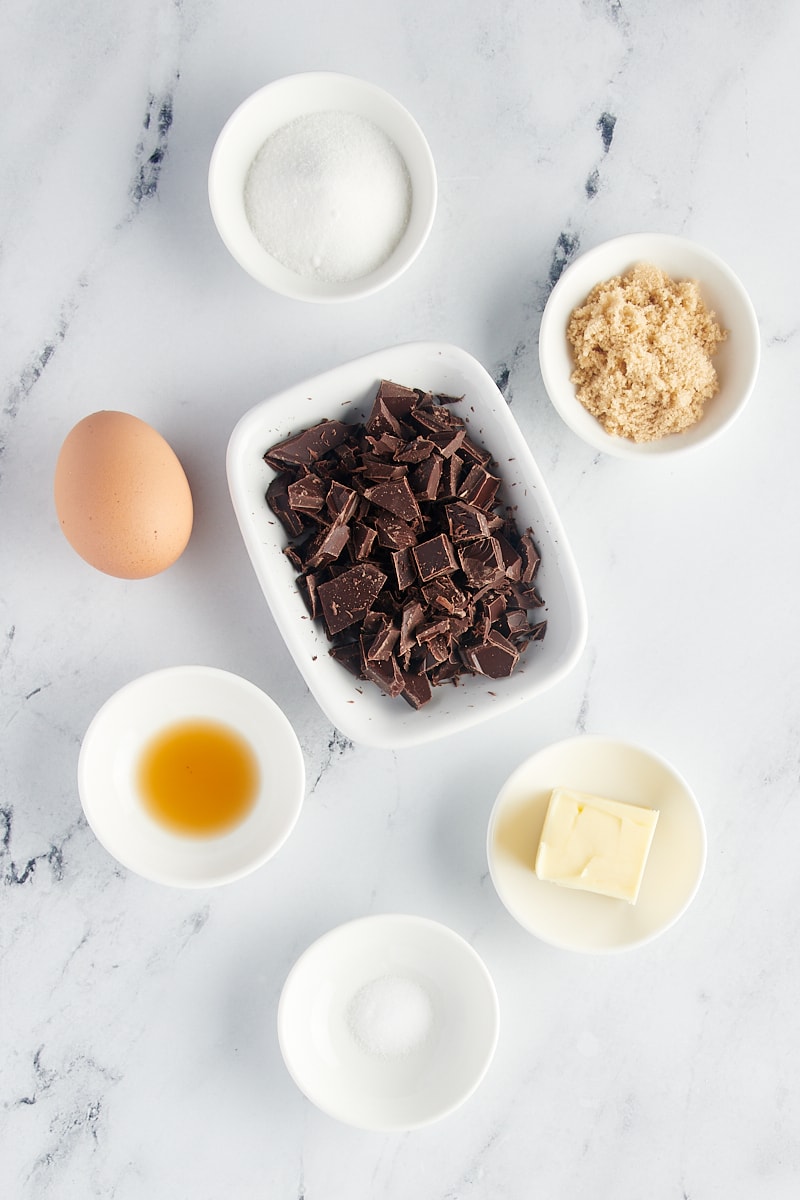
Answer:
566;262;726;442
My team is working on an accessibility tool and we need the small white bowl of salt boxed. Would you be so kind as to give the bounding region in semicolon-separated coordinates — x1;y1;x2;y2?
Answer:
208;73;437;302
277;914;499;1130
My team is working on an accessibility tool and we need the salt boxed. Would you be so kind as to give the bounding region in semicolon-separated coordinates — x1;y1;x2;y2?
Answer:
243;111;411;284
346;974;434;1059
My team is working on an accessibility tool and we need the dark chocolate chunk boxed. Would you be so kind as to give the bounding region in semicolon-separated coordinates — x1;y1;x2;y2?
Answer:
395;438;435;464
352;522;377;561
326;481;359;525
374;512;419;551
439;454;463;498
329;641;362;676
372;380;420;421
460;434;493;466
428;428;466;458
463;630;520;678
287;474;328;513
519;532;541;583
266;473;307;537
317;563;387;635
495;533;522;580
458;537;505;587
362;623;400;662
446;501;492;543
360;651;404;697
391;547;417;590
412;533;458;581
366;396;404;437
265;419;350;469
303;523;350;571
421;576;468;615
410;455;442;501
458;464;501;510
364;477;422;525
399;670;432;710
399;600;425;656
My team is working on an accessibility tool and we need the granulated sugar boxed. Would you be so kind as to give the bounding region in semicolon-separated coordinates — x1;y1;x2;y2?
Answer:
244;111;411;284
346;974;434;1059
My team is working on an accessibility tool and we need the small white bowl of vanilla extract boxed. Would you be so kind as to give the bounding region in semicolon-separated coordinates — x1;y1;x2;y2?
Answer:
78;666;305;888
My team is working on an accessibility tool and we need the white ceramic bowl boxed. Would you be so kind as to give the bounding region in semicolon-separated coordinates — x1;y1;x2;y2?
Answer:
277;914;499;1131
226;341;588;749
78;666;305;888
487;735;706;953
208;73;437;302
539;233;760;458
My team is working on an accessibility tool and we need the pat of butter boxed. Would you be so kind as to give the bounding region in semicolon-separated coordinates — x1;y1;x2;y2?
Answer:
535;787;659;904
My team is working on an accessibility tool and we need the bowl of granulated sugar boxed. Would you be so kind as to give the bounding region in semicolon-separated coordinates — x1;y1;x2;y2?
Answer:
208;73;437;302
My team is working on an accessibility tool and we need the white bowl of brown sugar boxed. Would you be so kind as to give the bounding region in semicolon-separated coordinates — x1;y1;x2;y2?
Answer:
538;233;760;458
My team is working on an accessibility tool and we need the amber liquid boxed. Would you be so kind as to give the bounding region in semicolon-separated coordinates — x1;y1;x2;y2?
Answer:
138;719;259;837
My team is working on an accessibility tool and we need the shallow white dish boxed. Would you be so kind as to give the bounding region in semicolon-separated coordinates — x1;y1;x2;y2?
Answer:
208;72;437;302
78;666;305;888
538;233;760;458
226;341;588;749
277;914;499;1131
487;735;706;953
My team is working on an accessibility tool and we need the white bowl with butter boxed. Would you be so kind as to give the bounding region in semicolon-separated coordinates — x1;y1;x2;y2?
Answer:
487;735;706;953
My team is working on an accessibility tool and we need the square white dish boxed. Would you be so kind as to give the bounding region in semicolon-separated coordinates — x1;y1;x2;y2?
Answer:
226;342;588;748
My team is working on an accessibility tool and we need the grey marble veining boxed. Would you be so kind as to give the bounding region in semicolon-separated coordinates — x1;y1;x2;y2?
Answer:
2;0;800;1196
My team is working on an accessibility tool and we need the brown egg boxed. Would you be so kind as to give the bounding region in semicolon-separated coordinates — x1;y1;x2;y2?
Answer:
54;411;194;579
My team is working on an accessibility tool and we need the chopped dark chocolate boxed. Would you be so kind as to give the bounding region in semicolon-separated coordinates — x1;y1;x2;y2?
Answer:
410;455;442;500
412;533;458;581
463;629;520;678
374;513;419;551
458;537;505;588
351;522;377;562
458;464;501;510
446;501;492;543
287;474;328;513
262;379;547;708
391;547;417;590
266;473;307;538
399;599;426;656
364;477;422;525
361;651;404;697
519;531;541;583
303;523;350;571
317;563;387;635
399;669;432;709
265;419;351;469
326;481;359;524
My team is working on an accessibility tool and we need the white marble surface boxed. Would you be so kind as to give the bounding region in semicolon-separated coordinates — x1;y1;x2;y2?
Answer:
2;1;799;1195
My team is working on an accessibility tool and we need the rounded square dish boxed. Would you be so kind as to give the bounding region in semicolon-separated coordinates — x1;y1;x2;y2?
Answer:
226;341;588;748
277;914;499;1131
487;735;707;953
539;233;760;458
